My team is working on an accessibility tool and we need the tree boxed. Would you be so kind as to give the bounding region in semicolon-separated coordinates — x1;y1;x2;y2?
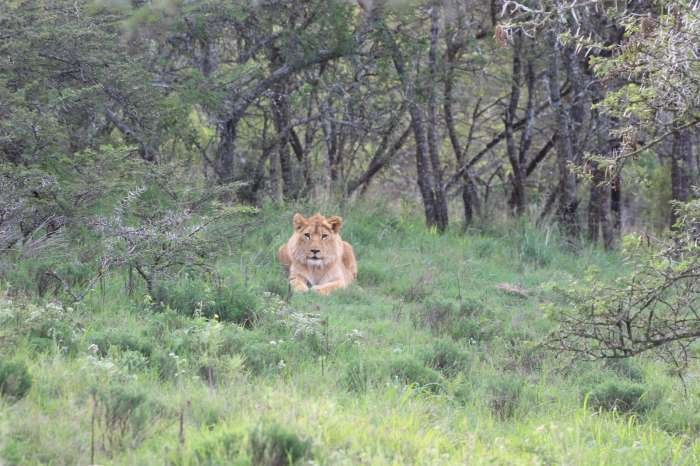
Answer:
549;196;700;368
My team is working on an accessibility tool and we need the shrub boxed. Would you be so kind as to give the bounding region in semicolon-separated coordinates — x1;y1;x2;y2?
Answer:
486;374;523;420
174;427;242;466
263;278;289;298
27;317;80;355
94;384;164;453
471;237;496;259
0;360;32;400
240;341;283;375
515;225;555;267
341;356;379;393
386;355;444;392
357;263;389;288
604;358;645;382
88;328;154;358
421;338;471;377
155;278;260;326
249;423;311;466
415;298;493;342
401;273;434;302
209;284;260;326
585;379;661;415
151;350;179;381
416;299;456;334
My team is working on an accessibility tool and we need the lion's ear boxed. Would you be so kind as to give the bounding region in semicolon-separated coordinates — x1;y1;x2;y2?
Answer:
293;213;307;231
327;216;343;233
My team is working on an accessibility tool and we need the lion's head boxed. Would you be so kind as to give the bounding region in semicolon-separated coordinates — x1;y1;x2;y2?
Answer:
288;213;343;268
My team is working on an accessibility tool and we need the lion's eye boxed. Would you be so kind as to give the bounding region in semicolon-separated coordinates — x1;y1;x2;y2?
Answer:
322;234;328;240
304;233;311;239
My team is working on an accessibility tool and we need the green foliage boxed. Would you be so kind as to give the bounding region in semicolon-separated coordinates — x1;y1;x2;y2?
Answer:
386;355;444;393
92;382;166;456
550;197;700;364
585;379;661;416
341;355;380;393
0;206;698;465
420;338;471;377
486;373;524;420
0;360;32;401
415;297;493;343
88;328;154;358
249;423;311;466
155;277;260;325
173;427;243;466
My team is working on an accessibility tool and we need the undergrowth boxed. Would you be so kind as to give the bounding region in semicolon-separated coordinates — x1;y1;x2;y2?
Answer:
0;203;699;465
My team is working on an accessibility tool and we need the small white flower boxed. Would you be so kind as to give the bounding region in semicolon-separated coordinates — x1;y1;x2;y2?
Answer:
270;340;277;345
277;359;286;369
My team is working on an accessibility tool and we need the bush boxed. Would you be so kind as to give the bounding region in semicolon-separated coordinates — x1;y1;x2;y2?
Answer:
263;278;289;298
415;298;493;342
151;350;179;381
341;356;379;393
94;383;164;453
513;224;555;267
486;374;523;420
386;355;444;393
416;299;456;334
27;317;80;355
604;358;645;382
585;379;661;415
249;423;311;466
240;341;283;376
156;278;260;326
357;263;389;288
210;284;260;326
174;427;242;466
471;237;496;259
0;360;32;400
420;338;470;377
88;328;154;358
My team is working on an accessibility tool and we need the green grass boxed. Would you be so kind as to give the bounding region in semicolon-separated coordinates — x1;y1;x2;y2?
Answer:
1;202;699;465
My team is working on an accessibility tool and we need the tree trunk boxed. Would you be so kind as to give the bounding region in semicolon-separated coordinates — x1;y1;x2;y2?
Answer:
271;86;294;200
378;14;442;230
611;174;622;235
427;1;448;231
546;31;579;239
321;98;340;194
443;33;478;229
215;117;238;183
588;74;615;249
587;164;612;246
670;127;693;228
505;33;526;216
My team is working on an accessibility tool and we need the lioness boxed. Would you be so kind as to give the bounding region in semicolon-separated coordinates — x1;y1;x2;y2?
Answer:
277;213;357;295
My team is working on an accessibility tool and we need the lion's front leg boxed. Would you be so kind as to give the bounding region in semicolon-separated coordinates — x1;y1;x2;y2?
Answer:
289;276;310;293
312;280;345;296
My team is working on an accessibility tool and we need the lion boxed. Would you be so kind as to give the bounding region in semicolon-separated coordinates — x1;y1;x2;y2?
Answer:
277;213;357;295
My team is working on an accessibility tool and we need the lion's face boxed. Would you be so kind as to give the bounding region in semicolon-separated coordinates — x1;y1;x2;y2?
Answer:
288;213;343;268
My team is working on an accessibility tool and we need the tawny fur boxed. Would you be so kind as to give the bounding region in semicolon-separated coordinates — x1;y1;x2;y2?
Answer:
277;213;357;295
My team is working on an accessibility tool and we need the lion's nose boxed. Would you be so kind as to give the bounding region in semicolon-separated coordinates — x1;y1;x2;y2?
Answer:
310;249;320;254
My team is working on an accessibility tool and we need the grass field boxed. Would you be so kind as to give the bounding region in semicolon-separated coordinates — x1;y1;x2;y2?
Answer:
1;203;699;465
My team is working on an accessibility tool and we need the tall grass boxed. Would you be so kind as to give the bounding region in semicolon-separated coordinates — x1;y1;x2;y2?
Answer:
1;203;698;465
